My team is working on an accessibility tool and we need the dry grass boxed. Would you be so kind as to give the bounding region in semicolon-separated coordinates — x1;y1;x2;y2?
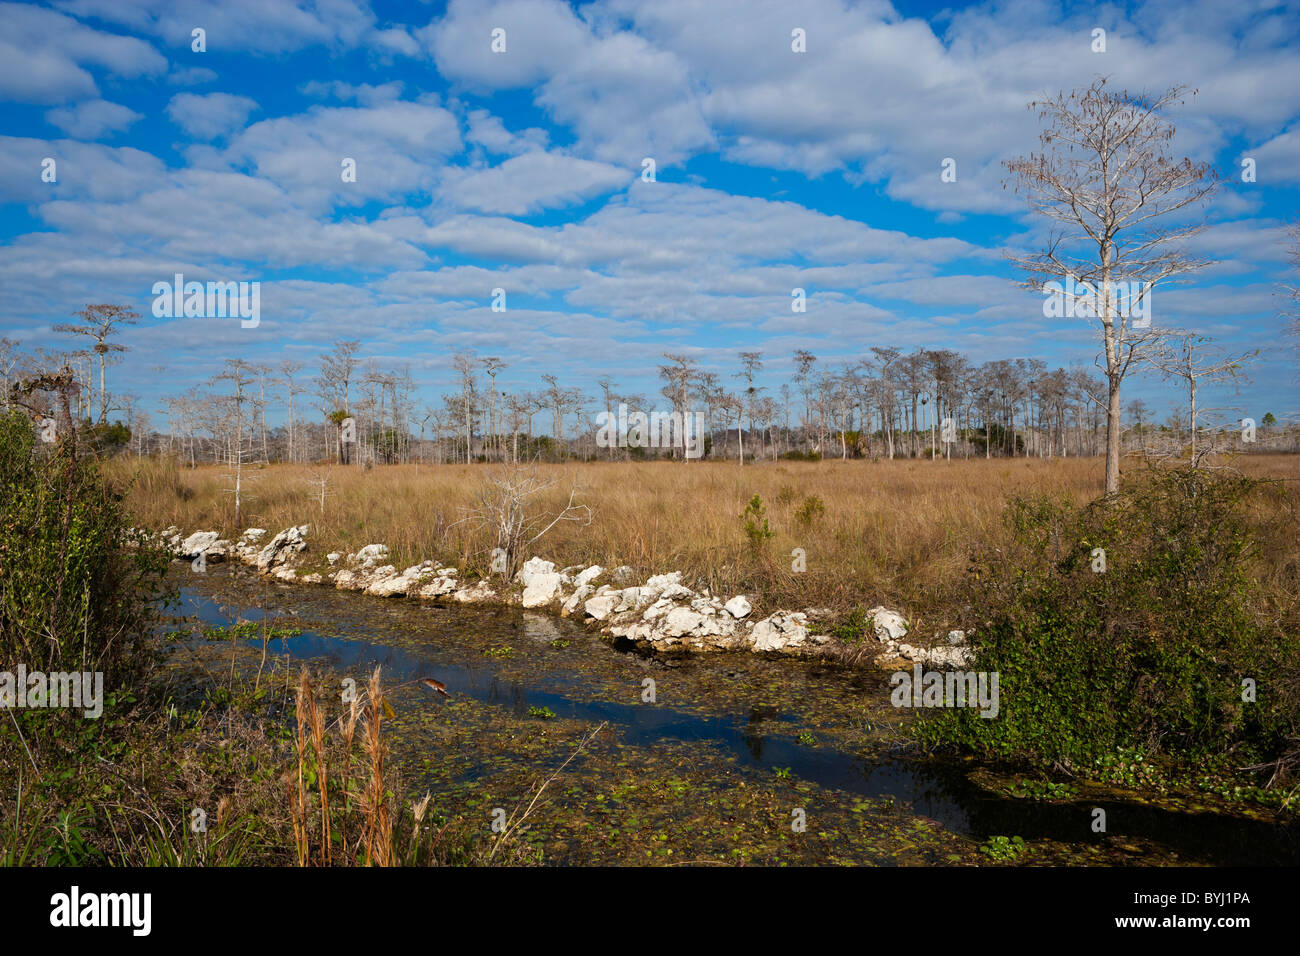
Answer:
285;665;594;866
108;454;1299;619
289;667;415;866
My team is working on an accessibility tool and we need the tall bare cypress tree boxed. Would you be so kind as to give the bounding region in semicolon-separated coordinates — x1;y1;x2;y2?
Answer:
1004;78;1217;494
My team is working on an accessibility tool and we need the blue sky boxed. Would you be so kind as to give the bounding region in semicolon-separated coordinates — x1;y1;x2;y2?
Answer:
0;0;1297;426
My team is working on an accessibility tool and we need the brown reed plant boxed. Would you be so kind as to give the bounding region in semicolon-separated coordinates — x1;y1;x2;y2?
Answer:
288;665;408;866
338;689;360;853
289;669;311;867
306;675;331;865
357;667;393;866
283;664;610;866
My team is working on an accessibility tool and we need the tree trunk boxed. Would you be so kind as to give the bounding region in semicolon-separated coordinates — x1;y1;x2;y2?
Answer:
1105;375;1122;495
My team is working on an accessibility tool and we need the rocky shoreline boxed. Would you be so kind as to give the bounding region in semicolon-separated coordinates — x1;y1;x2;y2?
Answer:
150;524;972;668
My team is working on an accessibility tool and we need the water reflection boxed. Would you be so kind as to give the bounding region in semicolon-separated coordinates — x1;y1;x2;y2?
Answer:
163;568;1300;865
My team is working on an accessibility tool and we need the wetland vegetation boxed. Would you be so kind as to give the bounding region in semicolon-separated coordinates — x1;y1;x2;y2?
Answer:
3;408;1297;866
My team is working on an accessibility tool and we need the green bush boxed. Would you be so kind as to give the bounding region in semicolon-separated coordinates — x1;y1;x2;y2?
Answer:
917;467;1300;782
739;494;775;546
0;411;167;686
794;494;825;528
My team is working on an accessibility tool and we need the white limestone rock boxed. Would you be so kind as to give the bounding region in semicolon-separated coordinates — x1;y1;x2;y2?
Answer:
453;581;497;603
179;531;220;558
724;596;752;619
868;606;909;643
662;607;706;638
521;571;563;608
584;594;620;621
354;544;389;568
366;567;416;597
574;565;604;588
562;584;594;616
257;525;308;572
516;557;557;587
750;613;810;653
416;576;458;598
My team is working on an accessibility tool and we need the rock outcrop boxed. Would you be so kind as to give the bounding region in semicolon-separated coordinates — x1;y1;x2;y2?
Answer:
154;523;972;666
256;525;309;571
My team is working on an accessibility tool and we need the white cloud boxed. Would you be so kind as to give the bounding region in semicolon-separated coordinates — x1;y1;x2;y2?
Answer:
52;0;376;55
440;150;630;214
45;99;142;139
421;0;589;88
0;2;166;104
300;80;405;106
465;109;548;156
371;26;420;58
167;66;218;85
0;136;167;204
166;92;259;139
423;0;1300;214
218;99;463;211
1249;127;1300;186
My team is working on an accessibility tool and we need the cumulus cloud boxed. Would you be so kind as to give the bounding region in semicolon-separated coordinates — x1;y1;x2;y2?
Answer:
167;66;218;85
1248;127;1300;186
300;80;406;106
0;136;167;204
0;0;1294;409
0;2;166;103
440;150;630;215
52;0;377;55
166;92;259;139
218;99;463;211
45;99;142;139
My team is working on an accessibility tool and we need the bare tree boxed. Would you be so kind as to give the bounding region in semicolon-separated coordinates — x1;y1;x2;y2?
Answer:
306;466;335;517
1005;77;1217;494
453;352;478;464
482;357;506;462
213;360;257;526
1148;332;1255;466
319;340;361;465
462;465;593;577
279;360;304;463
0;337;21;407
735;351;763;465
658;354;697;460
595;375;618;460
1126;397;1151;455
53;304;139;424
793;349;817;449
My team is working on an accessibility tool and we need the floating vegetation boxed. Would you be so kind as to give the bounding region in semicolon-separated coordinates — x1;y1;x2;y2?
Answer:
979;835;1028;862
156;565;1300;867
1006;779;1079;801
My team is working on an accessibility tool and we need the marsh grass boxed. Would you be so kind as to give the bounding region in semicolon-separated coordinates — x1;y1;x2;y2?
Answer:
108;455;1298;620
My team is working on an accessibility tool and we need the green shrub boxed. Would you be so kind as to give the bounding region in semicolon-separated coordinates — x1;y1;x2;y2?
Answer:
917;467;1300;783
739;494;775;546
815;607;870;643
794;494;825;528
0;412;167;687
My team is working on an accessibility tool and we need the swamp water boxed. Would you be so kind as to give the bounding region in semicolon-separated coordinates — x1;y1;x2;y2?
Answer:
159;564;1299;866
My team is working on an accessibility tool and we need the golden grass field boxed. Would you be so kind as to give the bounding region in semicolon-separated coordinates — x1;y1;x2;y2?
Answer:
109;454;1299;625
